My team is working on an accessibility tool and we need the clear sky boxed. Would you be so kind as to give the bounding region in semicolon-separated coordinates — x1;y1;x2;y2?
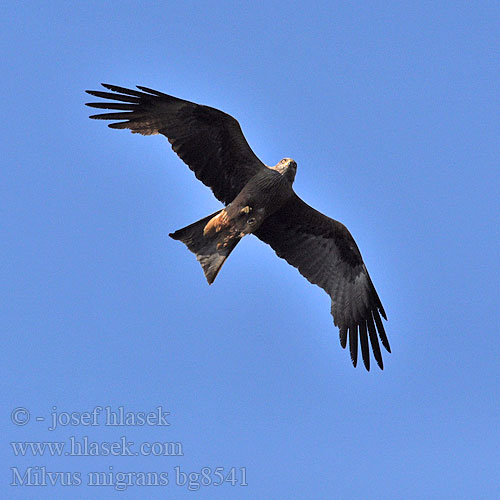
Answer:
2;1;500;499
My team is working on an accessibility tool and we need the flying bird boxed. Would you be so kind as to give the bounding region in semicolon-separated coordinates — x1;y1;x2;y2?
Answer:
85;84;391;370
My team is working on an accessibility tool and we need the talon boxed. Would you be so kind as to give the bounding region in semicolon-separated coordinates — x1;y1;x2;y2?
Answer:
240;206;252;214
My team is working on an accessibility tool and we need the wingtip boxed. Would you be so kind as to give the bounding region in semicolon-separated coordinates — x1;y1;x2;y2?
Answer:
136;85;154;93
136;85;168;97
100;83;128;93
381;310;388;321
339;327;348;349
349;326;359;369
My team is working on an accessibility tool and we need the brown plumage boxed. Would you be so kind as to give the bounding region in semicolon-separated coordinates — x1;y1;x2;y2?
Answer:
86;84;391;370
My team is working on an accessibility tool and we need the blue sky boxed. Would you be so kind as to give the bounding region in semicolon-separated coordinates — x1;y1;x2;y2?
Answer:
2;1;499;498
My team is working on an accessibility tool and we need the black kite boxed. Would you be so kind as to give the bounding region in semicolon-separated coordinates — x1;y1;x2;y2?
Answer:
86;84;391;370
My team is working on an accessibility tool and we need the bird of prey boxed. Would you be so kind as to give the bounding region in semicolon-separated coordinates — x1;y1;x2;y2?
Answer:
85;84;391;370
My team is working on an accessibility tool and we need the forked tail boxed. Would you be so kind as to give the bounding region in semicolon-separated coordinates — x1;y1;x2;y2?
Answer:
169;210;241;284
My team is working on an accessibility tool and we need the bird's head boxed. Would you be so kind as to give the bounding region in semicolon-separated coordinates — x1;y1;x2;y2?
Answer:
273;158;297;183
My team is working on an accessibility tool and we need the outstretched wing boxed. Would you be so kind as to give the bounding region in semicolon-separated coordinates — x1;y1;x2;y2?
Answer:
255;195;390;370
85;84;266;205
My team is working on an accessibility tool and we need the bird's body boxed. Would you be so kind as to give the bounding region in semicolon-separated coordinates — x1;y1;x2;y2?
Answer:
171;158;297;283
222;159;297;233
86;84;391;370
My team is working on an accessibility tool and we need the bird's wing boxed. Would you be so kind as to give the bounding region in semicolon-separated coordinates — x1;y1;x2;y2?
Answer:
86;84;267;205
255;194;390;370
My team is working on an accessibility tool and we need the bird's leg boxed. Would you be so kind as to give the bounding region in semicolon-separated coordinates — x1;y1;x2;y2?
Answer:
239;205;258;231
203;208;230;237
205;202;261;251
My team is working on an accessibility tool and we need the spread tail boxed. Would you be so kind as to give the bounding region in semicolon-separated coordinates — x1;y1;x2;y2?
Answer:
169;210;241;284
